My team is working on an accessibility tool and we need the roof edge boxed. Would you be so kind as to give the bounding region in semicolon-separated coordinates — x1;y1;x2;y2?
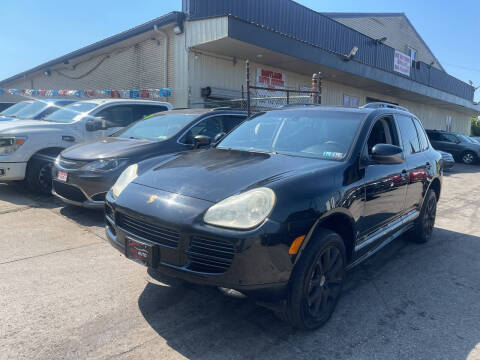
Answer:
0;11;184;87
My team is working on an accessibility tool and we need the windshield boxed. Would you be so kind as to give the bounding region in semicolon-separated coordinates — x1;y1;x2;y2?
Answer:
114;113;199;141
0;101;33;117
13;100;52;119
44;102;98;123
217;110;366;161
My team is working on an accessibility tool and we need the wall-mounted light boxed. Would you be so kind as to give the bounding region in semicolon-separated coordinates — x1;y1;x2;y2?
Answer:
340;46;359;62
376;37;387;43
44;70;51;76
173;25;183;35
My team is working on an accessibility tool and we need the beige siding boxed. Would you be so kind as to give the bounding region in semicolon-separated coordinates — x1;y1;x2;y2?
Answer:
186;17;228;48
188;52;470;134
0;27;181;106
332;15;442;71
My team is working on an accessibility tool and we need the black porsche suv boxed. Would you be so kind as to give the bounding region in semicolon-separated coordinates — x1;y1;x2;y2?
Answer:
105;103;442;330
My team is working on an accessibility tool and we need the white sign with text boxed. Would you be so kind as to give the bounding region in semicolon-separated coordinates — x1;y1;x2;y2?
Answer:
394;50;411;76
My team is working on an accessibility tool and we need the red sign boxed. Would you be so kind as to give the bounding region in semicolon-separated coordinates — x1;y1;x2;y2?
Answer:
257;68;286;88
394;50;411;77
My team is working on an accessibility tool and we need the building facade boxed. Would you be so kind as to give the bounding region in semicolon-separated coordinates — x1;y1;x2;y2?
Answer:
1;0;478;133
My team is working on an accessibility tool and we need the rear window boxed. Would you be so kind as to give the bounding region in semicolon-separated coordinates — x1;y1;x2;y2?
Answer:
217;110;366;161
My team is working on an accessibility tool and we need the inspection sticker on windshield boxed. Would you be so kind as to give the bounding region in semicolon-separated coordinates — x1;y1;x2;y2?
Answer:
322;151;344;160
57;171;68;182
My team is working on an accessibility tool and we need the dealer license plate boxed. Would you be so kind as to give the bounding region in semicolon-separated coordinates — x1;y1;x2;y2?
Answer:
126;238;158;267
57;171;68;182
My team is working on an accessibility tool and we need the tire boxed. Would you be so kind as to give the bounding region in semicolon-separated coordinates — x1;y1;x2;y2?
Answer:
26;157;54;195
461;151;476;165
283;228;346;330
408;189;437;243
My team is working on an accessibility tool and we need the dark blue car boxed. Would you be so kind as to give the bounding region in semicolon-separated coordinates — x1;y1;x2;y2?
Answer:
0;99;76;121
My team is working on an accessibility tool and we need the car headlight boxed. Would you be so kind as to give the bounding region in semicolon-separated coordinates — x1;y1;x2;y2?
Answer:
0;137;27;156
82;158;129;172
111;163;138;198
204;187;276;230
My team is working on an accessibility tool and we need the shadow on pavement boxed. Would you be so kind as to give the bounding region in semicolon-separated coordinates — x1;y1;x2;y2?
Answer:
443;162;480;176
138;228;480;359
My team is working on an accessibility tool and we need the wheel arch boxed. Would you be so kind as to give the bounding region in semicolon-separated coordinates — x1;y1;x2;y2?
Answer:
427;177;441;202
27;146;65;166
295;210;356;265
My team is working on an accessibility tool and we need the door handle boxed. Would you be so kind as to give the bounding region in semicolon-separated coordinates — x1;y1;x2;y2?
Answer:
401;169;408;179
425;162;432;169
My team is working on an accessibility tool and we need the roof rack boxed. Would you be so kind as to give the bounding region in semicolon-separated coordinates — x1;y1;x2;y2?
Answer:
361;102;409;112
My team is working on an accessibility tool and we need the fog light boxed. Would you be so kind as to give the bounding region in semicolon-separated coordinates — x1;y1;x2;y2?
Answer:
218;287;246;299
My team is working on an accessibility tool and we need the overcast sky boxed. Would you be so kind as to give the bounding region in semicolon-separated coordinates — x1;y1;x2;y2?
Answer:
1;0;478;101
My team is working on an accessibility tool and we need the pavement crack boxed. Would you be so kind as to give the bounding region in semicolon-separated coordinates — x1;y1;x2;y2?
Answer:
0;241;103;265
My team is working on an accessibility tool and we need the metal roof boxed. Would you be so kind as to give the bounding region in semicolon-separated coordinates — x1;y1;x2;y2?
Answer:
0;11;184;87
323;12;445;72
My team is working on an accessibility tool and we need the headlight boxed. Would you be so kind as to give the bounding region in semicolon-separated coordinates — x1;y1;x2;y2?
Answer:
82;158;129;172
204;187;276;230
0;137;27;156
111;164;138;198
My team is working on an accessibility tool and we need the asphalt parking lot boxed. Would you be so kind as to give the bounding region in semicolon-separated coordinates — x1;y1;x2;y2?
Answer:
1;164;480;360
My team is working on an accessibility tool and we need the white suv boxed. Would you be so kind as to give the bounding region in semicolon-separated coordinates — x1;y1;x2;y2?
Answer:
0;99;172;193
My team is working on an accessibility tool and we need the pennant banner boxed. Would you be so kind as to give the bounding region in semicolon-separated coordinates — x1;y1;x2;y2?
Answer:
0;88;172;98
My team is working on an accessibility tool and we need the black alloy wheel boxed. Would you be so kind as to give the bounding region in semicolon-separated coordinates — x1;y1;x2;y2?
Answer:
304;245;344;324
284;229;346;330
408;189;437;243
26;158;54;195
422;193;437;241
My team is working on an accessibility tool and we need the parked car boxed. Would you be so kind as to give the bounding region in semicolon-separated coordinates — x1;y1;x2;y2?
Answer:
0;99;172;194
52;108;248;208
438;150;454;170
0;102;16;112
426;129;480;164
0;99;77;122
105;103;442;330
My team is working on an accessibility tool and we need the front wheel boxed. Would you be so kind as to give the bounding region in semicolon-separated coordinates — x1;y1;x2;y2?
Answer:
284;229;346;330
461;151;476;165
26;158;54;195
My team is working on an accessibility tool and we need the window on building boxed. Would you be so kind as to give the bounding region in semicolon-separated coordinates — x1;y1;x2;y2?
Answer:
446;116;452;132
343;94;360;107
408;47;417;64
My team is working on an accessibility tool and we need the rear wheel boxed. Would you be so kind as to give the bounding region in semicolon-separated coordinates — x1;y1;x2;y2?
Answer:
26;157;54;195
284;229;346;330
408;189;437;243
461;151;476;165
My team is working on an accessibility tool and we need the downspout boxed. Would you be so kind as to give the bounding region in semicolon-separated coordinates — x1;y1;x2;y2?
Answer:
154;24;169;89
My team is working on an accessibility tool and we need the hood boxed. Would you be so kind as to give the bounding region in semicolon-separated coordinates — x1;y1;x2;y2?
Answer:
0;119;54;133
61;137;160;161
132;148;340;203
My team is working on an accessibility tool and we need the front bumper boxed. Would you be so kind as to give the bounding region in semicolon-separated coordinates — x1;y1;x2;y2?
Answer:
0;161;27;180
105;185;293;300
52;165;122;208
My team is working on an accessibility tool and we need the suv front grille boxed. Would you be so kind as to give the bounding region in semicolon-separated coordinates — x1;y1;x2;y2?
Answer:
116;213;179;248
57;157;88;170
53;181;87;203
186;236;235;273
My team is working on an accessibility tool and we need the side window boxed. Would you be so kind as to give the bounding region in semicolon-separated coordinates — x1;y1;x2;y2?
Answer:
219;115;247;133
36;106;58;119
413;118;429;151
427;131;441;141
134;105;168;120
366;116;399;155
396;115;420;154
441;133;457;143
96;106;135;128
180;116;224;145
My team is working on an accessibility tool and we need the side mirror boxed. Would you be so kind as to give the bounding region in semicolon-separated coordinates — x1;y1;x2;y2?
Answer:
371;144;404;164
85;118;107;132
213;132;227;144
193;135;211;149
